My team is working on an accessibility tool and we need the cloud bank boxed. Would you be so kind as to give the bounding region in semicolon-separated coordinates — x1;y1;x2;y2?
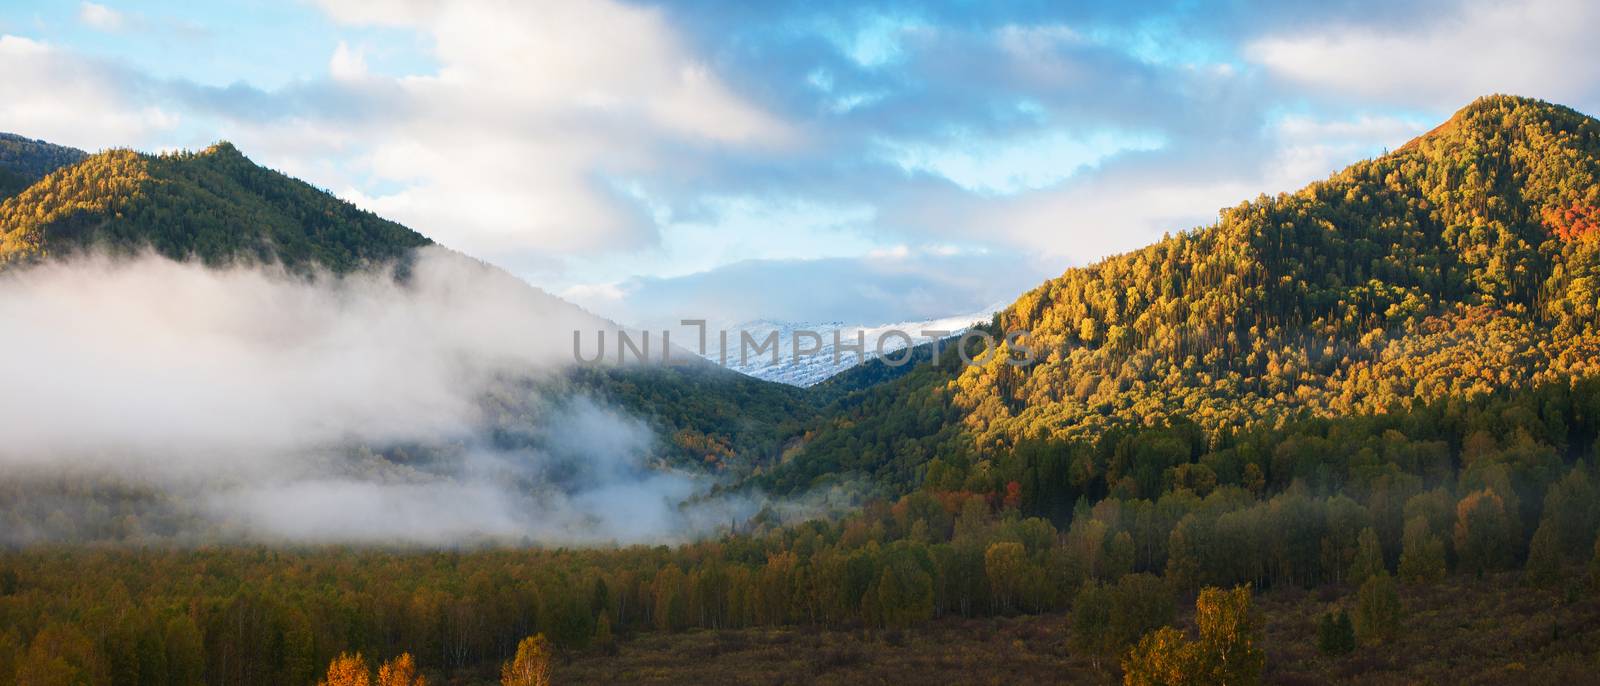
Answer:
10;0;1581;327
0;248;755;545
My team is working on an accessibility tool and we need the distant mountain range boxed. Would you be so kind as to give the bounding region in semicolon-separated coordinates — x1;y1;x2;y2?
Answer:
705;308;998;386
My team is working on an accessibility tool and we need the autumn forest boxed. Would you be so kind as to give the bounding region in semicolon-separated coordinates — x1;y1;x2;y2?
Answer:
5;92;1600;685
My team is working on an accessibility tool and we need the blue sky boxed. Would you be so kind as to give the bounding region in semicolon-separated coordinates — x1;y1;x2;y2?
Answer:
3;0;1599;328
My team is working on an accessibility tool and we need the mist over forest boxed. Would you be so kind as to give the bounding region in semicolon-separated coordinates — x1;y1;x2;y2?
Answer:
5;0;1600;681
0;248;767;545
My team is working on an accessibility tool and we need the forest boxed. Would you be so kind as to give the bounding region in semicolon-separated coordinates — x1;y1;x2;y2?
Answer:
5;373;1600;683
764;94;1600;494
3;95;1600;684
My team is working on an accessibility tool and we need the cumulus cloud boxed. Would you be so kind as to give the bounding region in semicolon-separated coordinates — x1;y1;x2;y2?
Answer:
0;248;755;545
306;0;794;269
77;2;128;32
329;40;368;81
874;108;1431;267
1246;0;1600;112
0;35;179;150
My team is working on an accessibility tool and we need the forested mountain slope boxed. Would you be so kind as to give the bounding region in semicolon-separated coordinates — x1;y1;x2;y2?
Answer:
0;133;86;202
0;142;430;271
0;138;810;472
765;95;1600;493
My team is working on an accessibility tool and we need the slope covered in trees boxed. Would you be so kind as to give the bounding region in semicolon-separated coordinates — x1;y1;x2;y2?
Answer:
0;133;87;203
0;142;431;271
6;372;1600;684
7;95;1600;685
0;139;813;475
766;95;1600;494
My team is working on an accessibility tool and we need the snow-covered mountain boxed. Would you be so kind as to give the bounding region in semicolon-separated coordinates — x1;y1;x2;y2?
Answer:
695;308;999;386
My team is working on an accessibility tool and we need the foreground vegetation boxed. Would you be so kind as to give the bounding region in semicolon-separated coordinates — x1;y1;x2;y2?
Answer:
554;569;1600;685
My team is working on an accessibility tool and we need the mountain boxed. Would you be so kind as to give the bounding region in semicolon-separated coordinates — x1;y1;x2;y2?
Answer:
9;93;1599;497
0;137;810;472
0;142;429;271
0;133;86;202
760;95;1600;493
706;308;996;386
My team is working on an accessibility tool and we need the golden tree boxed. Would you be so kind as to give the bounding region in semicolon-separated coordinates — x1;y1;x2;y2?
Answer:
1120;586;1264;686
501;634;552;686
377;653;426;686
1122;627;1194;686
318;652;370;686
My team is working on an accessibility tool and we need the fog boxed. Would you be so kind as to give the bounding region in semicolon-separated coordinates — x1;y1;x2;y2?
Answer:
0;248;759;545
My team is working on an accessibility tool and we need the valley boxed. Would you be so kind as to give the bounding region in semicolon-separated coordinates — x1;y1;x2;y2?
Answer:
4;94;1600;684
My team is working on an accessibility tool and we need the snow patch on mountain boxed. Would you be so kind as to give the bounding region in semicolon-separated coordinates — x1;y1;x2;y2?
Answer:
697;308;999;386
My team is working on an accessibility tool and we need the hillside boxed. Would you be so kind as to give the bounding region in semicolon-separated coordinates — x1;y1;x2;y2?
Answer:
764;95;1600;493
0;142;430;271
0;138;811;474
0;133;87;201
8;96;1600;686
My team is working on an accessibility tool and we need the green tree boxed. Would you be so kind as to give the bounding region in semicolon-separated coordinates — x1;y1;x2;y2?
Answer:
1353;572;1402;644
1105;531;1137;582
1316;610;1355;656
874;560;934;629
1524;518;1563;588
1455;490;1514;576
163;615;203;686
984;542;1028;614
1109;574;1177;653
283;609;316;686
1347;527;1385;587
1068;581;1114;670
593;615;617;656
1398;516;1446;584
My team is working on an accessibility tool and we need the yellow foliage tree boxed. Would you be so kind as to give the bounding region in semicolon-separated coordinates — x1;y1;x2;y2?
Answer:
500;634;552;686
1122;627;1194;686
318;652;370;686
376;653;426;686
1121;586;1264;686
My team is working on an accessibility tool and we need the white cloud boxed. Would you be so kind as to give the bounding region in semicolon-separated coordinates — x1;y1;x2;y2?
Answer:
900;110;1430;268
328;40;367;81
297;0;794;267
1247;0;1600;112
878;127;1166;195
0;248;764;545
0;35;179;150
77;2;126;32
2;2;797;274
0;247;603;464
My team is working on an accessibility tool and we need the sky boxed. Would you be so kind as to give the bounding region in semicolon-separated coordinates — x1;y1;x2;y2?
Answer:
3;0;1599;329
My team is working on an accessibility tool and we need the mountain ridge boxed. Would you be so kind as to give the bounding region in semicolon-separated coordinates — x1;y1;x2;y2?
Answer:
758;94;1600;493
0;132;87;202
5;94;1599;494
0;137;815;473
